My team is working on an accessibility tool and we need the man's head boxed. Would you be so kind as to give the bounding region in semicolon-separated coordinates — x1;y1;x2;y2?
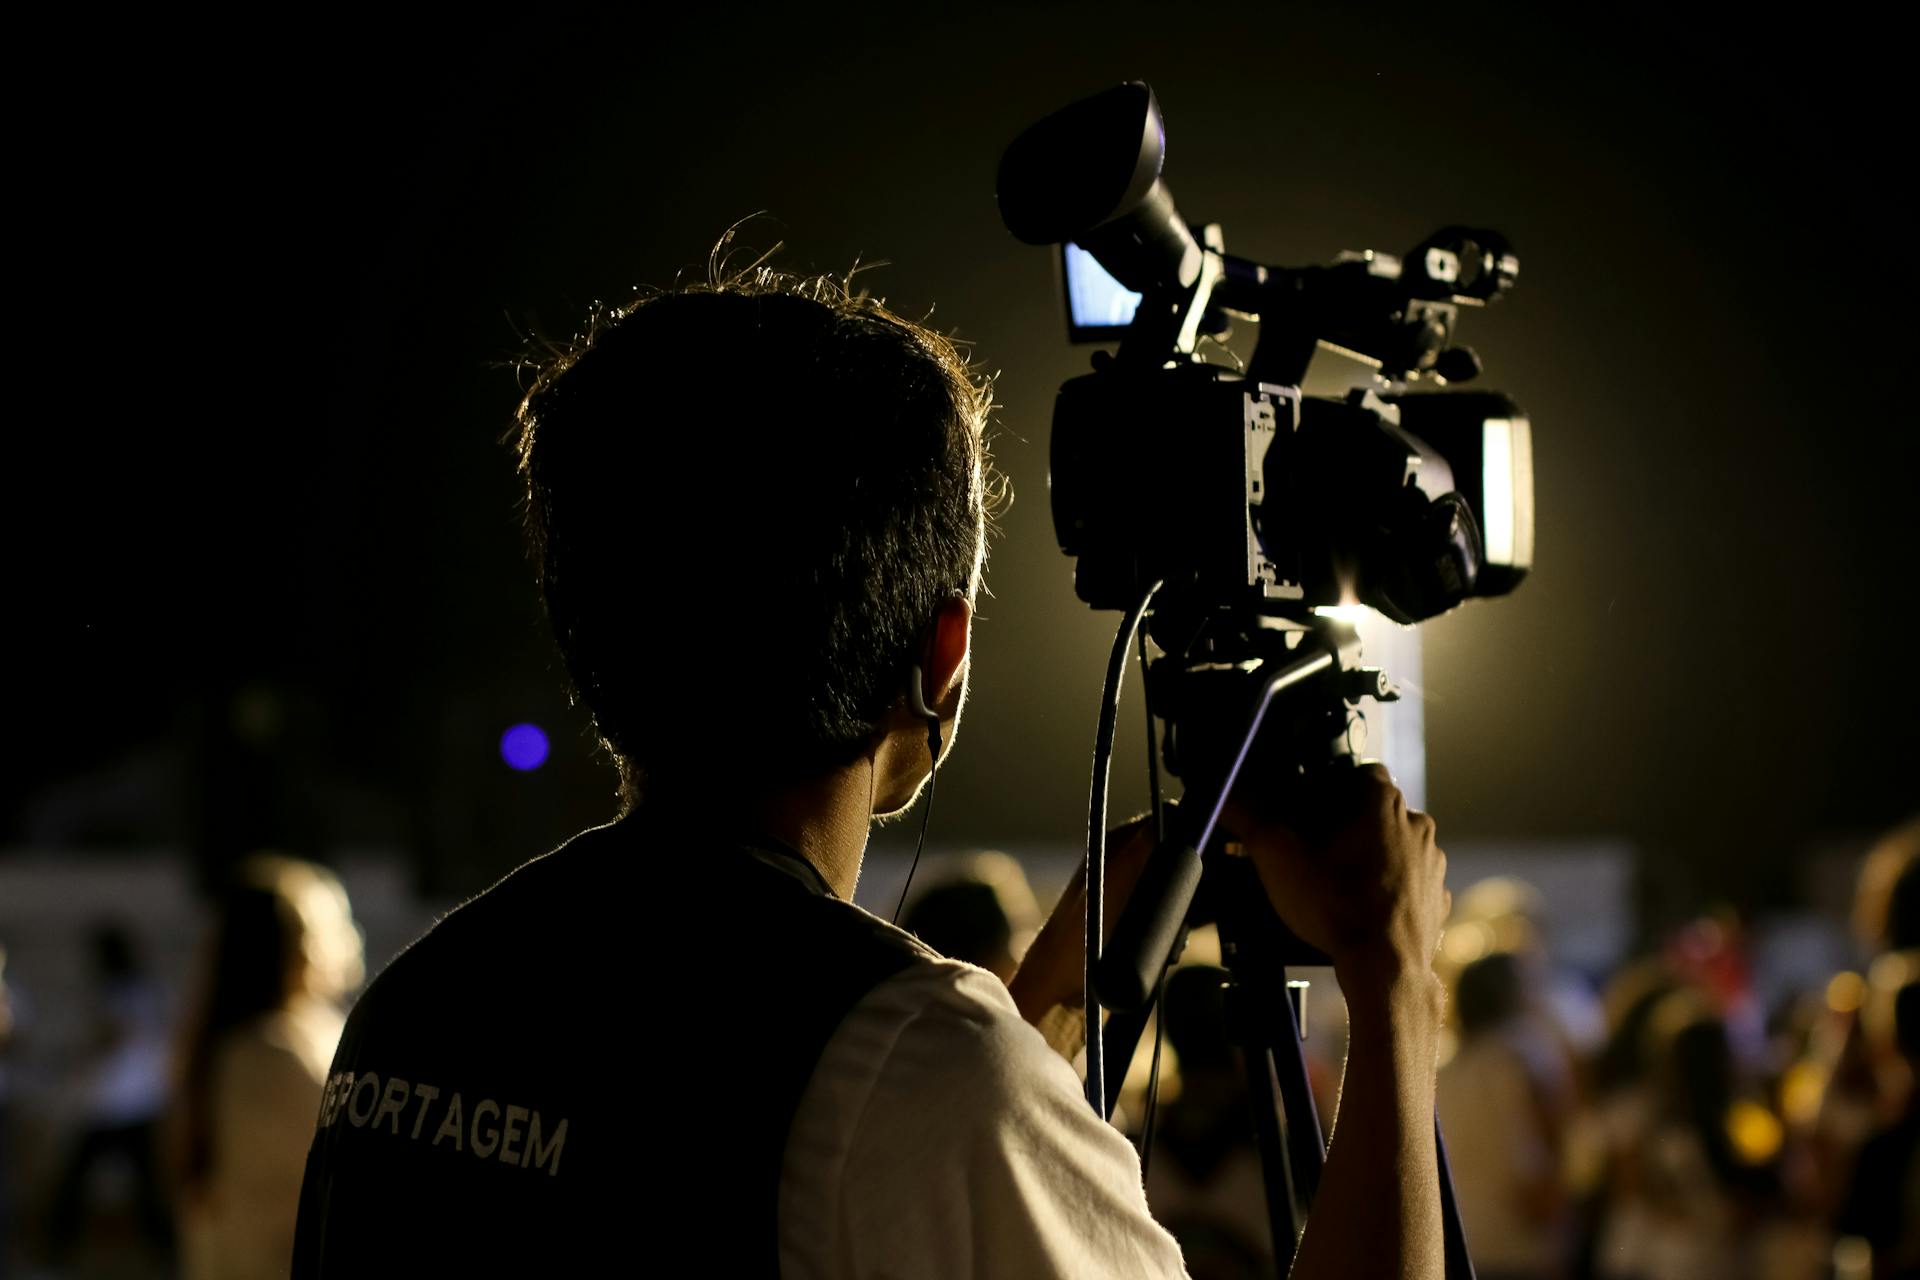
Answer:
513;254;998;813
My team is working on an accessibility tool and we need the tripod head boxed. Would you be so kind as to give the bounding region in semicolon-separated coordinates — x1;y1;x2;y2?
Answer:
1094;611;1386;1010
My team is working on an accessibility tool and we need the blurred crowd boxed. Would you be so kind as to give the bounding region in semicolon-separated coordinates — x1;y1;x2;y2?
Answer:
1117;818;1920;1280
1426;849;1918;1280
900;825;1920;1280
1;857;363;1280
1;820;1915;1280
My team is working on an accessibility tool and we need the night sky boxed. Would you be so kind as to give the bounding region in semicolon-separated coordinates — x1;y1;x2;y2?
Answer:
13;5;1915;908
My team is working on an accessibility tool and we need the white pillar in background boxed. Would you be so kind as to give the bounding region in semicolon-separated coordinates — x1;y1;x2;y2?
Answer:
1353;612;1426;812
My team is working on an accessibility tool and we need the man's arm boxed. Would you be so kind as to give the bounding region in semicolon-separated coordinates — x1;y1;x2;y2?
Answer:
1234;763;1449;1280
1288;964;1444;1280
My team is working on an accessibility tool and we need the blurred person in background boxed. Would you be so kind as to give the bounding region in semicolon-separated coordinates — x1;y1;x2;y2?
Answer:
1852;821;1920;961
46;920;174;1265
1587;960;1681;1110
1833;976;1920;1279
1576;954;1683;1277
899;851;1041;984
1813;820;1920;1213
1664;910;1767;1073
1443;877;1604;1066
1143;964;1270;1280
169;854;363;1280
1436;950;1572;1280
1760;982;1854;1280
1593;986;1781;1280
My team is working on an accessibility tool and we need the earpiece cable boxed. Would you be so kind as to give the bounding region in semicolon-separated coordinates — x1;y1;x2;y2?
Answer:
892;719;941;925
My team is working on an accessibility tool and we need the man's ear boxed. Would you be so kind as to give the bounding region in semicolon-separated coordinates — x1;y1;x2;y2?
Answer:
924;593;973;713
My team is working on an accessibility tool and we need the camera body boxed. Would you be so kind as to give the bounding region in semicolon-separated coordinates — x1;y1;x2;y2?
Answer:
1051;362;1296;613
1054;362;1534;626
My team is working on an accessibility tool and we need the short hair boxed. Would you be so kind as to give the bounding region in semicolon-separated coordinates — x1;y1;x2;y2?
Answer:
1454;950;1525;1038
513;246;1000;807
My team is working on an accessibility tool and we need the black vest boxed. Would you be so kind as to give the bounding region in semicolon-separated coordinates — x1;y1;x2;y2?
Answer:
293;813;924;1275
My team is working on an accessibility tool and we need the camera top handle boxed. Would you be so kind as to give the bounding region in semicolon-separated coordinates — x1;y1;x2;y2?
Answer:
998;80;1518;385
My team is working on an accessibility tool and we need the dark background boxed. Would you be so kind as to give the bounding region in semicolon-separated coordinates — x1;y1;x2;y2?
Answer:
11;3;1914;917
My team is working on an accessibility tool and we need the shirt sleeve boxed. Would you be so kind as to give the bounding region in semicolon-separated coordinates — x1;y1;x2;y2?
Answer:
779;961;1190;1280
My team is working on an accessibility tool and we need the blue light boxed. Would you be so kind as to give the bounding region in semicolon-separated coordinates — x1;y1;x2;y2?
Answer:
500;723;550;771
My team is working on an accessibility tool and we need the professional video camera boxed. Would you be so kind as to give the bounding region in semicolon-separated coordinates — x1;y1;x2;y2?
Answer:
1000;81;1531;625
998;82;1534;1279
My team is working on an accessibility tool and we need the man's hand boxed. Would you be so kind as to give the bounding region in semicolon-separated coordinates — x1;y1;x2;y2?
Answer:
1224;761;1450;1000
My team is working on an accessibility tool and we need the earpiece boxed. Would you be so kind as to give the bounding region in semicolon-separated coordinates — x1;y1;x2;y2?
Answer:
906;662;939;723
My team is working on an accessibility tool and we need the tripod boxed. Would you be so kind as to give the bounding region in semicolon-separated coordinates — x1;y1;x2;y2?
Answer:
1093;615;1477;1279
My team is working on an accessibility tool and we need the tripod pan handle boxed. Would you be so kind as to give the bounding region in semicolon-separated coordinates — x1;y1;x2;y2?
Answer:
1094;839;1203;1011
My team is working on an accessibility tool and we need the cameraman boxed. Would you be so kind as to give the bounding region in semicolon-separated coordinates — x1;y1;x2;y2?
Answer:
292;263;1451;1278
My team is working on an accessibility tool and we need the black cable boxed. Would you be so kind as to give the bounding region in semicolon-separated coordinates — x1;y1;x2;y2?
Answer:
1086;580;1162;1118
892;720;942;925
1135;622;1170;1178
1138;958;1171;1182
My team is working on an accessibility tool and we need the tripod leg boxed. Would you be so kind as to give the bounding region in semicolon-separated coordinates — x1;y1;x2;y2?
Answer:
1220;958;1326;1274
1235;970;1329;1274
1271;978;1326;1211
1218;856;1477;1278
1239;1039;1301;1271
1436;1121;1477;1279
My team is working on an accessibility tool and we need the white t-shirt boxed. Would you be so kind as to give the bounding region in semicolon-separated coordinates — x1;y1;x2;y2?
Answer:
779;956;1191;1279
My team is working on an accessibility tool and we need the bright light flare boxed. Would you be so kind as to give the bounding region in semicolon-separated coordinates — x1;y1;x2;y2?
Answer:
1314;572;1375;626
1726;1099;1783;1164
